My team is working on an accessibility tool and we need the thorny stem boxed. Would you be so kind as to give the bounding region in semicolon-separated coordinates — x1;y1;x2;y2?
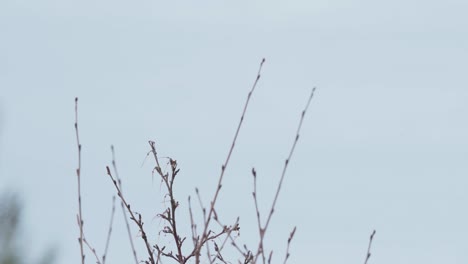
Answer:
74;97;85;264
196;58;266;263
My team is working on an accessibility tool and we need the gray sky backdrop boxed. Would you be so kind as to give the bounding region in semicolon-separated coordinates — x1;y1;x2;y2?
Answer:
1;0;467;263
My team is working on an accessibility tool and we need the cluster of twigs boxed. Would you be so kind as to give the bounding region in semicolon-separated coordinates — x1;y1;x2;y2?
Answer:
73;59;376;263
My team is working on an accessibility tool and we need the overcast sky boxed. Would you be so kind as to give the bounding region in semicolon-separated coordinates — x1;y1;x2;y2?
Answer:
1;0;467;263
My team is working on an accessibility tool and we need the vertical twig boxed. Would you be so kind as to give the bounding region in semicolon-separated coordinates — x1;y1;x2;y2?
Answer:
251;168;265;263
196;58;266;263
74;97;85;264
188;196;198;248
282;227;296;264
195;188;207;225
364;230;376;264
102;196;116;264
111;145;139;264
148;142;184;263
254;87;316;263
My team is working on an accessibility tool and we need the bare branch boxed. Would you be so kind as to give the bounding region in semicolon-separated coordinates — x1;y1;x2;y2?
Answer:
196;58;266;262
364;230;376;264
74;97;85;264
209;218;240;264
282;227;296;264
111;145;139;264
188;196;198;248
254;87;316;263
148;142;185;263
83;237;102;264
102;196;116;264
106;166;156;264
74;61;314;264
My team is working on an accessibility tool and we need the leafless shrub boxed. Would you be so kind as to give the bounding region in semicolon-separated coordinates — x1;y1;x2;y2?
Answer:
74;59;372;264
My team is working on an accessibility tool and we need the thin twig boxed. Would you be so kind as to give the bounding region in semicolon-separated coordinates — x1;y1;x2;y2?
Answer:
282;227;296;264
195;188;207;224
264;87;315;230
111;145;139;264
188;196;198;248
102;196;116;264
83;237;102;264
252;168;262;232
251;168;265;263
194;187;212;262
106;166;156;264
213;216;246;258
209;217;240;264
364;230;376;264
254;87;316;263
196;58;266;263
74;97;85;264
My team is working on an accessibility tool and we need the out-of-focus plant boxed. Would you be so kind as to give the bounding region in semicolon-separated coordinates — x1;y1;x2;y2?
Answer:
0;193;21;264
0;192;55;264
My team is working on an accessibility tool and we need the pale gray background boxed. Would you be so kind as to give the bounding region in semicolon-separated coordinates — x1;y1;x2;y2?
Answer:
1;0;467;263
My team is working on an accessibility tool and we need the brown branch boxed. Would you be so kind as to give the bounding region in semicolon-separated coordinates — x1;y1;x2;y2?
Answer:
83;237;102;264
216;220;247;260
195;188;207;224
251;167;265;263
188;196;198;248
267;251;273;264
148;142;185;263
193;188;212;262
254;87;316;263
364;230;376;264
111;145;139;264
154;246;164;264
211;211;248;262
209;217;240;264
106;166;156;264
282;227;296;264
74;97;85;264
195;58;266;263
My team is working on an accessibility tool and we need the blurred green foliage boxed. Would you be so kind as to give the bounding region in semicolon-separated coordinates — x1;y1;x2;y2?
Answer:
0;192;55;264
